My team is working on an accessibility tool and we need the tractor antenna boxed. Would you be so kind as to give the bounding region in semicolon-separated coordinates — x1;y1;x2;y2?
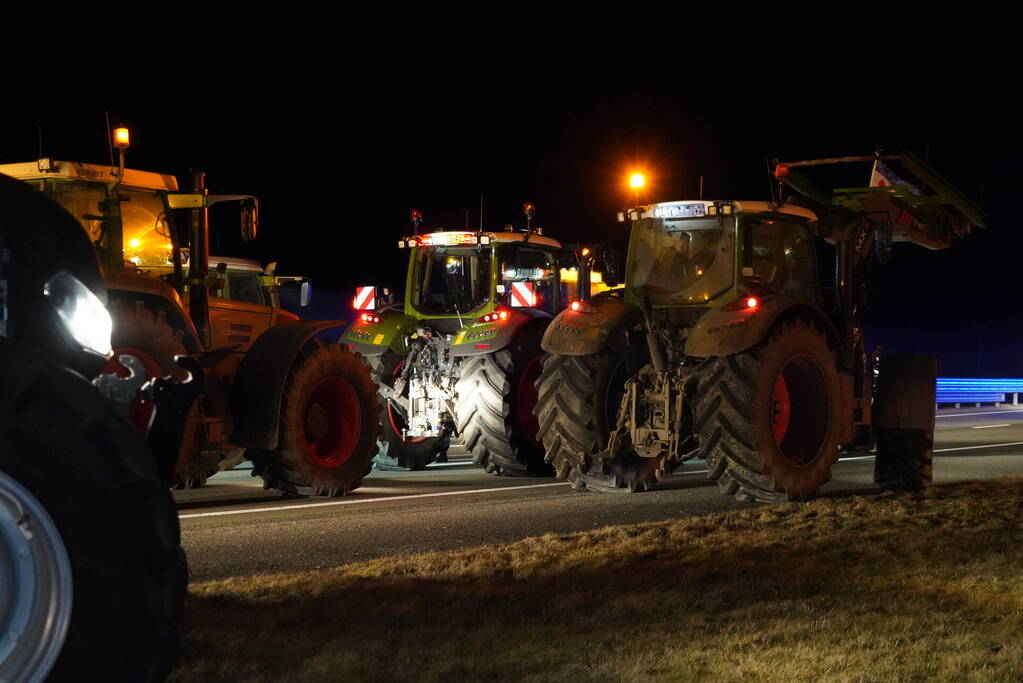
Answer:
37;125;43;159
765;157;779;207
410;209;423;236
699;174;704;200
105;111;114;166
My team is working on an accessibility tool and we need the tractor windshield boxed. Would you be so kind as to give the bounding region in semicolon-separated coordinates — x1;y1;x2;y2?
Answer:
412;246;492;315
26;179;174;267
628;216;735;304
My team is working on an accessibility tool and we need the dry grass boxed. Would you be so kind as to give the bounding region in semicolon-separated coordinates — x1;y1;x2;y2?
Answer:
173;477;1023;682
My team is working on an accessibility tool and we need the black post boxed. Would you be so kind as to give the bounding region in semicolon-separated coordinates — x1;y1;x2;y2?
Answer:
189;170;210;348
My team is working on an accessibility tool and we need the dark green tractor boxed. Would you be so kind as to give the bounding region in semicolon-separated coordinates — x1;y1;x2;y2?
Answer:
535;153;985;500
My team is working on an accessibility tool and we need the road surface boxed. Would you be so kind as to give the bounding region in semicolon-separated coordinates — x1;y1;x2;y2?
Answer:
178;406;1023;581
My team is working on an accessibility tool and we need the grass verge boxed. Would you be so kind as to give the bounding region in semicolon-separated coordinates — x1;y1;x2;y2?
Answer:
172;477;1023;682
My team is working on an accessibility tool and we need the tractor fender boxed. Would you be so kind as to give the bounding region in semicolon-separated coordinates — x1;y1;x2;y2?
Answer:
449;309;551;357
541;296;641;356
229;318;347;449
685;297;843;361
342;309;417;357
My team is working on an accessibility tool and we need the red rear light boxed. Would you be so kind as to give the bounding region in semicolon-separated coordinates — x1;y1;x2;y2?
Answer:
360;313;381;324
570;300;581;311
569;300;595;313
478;309;511;323
475;343;491;349
722;295;761;312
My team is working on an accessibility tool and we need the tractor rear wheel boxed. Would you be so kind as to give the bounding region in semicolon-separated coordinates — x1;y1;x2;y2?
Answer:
368;352;448;471
108;301;223;489
535;349;644;488
0;341;186;682
694;319;842;502
455;337;551;476
251;343;379;496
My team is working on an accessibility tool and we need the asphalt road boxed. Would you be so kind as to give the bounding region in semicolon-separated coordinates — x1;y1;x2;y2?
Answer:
178;406;1023;581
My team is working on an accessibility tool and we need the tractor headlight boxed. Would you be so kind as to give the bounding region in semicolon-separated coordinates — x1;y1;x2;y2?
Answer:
42;271;113;358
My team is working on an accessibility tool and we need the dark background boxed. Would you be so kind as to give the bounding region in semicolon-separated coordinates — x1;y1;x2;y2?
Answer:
2;5;1016;375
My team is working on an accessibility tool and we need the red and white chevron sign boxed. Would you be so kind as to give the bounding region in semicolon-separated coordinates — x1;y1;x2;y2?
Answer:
353;286;376;310
509;281;535;308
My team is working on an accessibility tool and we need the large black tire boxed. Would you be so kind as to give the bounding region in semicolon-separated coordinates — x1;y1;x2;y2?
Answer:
0;339;186;682
250;343;379;496
874;428;934;490
694;319;842;502
455;334;551;476
368;352;448;471
535;349;656;490
109;300;223;489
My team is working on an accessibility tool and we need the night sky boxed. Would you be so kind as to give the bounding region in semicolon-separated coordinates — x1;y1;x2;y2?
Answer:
3;6;1016;374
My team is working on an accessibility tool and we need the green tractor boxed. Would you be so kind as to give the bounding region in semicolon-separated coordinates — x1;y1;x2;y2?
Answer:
535;153;985;499
344;205;611;474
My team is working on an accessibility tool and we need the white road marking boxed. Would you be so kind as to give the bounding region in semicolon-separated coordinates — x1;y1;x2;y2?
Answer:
937;409;1023;418
935;441;1023;453
181;482;570;519
971;424;1011;429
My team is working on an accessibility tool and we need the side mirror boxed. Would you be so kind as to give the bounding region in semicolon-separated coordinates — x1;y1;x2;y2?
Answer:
241;203;258;242
601;245;621;287
299;281;312;307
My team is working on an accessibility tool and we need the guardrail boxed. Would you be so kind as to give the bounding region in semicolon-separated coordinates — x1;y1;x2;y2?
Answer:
936;378;1023;407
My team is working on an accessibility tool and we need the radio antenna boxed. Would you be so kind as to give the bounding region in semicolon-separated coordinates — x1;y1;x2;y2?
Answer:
105;111;114;166
37;126;43;158
765;157;778;206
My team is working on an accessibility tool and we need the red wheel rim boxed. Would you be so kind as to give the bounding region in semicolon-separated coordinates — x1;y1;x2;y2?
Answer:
516;355;543;447
305;376;361;468
101;347;163;436
387;360;427;443
772;372;791;445
772;354;829;467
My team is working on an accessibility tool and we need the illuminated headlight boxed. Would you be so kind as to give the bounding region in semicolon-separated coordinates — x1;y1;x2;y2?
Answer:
653;203;706;219
42;271;113;358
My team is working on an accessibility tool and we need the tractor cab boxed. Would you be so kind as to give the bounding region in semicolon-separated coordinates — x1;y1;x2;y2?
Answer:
620;200;820;311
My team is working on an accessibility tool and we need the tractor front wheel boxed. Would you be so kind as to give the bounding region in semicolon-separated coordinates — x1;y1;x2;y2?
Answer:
455;339;551;476
251;343;379;496
108;300;223;489
694;319;842;502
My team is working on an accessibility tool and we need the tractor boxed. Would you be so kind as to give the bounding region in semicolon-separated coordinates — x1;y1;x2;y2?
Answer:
535;152;985;500
0;129;379;496
344;205;614;473
1;174;198;681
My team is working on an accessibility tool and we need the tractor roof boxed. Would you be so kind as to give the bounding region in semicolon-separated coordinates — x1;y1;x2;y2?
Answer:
208;256;264;273
404;230;562;249
0;159;179;192
635;200;817;222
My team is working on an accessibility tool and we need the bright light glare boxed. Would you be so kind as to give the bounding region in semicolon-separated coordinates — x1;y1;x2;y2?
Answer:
129;238;141;248
629;173;646;189
113;127;131;149
43;271;113;357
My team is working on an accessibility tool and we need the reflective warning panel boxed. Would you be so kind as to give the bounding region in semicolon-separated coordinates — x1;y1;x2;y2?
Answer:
509;281;535;308
353;286;376;311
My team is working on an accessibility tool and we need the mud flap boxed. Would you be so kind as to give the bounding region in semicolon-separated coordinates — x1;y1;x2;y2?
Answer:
872;353;936;490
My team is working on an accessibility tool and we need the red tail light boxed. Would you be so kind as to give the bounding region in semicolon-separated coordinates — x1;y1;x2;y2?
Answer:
722;295;760;312
360;313;382;324
478;310;510;323
569;300;595;313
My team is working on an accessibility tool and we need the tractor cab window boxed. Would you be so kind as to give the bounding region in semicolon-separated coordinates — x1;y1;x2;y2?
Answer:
225;271;265;305
629;216;736;304
412;246;492;315
498;245;557;313
26;179;107;245
744;217;816;299
120;190;173;267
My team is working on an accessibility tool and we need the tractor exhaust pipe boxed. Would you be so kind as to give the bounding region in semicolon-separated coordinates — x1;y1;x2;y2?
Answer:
189;170;211;348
